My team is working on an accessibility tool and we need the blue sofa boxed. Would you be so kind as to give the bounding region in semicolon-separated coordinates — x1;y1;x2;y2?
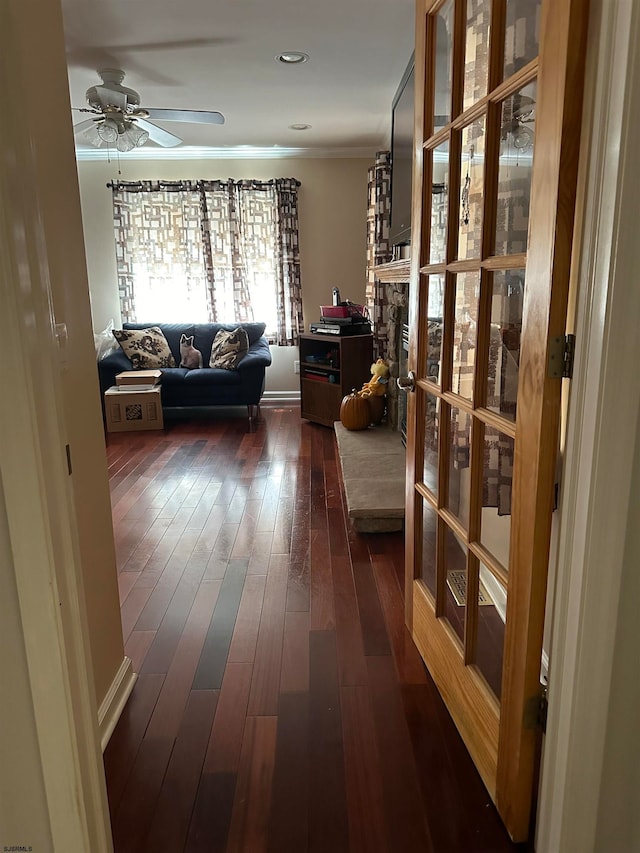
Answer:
98;321;272;426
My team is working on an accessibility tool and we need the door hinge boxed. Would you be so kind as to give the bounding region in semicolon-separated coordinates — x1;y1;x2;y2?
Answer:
548;334;575;379
65;444;72;476
524;685;549;732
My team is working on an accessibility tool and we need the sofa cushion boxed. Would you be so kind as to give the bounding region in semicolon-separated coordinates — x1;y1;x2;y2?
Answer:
183;367;242;387
208;328;249;370
156;367;190;385
123;323;195;364
113;326;175;369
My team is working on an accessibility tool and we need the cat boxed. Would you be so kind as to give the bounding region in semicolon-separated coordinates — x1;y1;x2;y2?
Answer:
179;334;203;369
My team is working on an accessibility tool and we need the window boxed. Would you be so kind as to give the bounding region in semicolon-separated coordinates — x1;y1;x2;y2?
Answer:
111;178;303;346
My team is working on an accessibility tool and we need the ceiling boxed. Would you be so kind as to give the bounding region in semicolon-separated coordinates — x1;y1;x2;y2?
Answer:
62;0;415;158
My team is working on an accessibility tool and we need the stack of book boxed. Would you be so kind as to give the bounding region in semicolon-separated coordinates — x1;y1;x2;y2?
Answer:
115;369;162;392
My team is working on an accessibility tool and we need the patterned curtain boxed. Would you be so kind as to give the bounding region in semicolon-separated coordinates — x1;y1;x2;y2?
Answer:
273;180;305;347
111;181;209;323
111;178;303;345
365;151;392;359
199;181;259;327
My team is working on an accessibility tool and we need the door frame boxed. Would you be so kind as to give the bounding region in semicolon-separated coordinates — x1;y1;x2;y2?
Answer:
537;0;640;849
0;165;115;850
0;0;114;849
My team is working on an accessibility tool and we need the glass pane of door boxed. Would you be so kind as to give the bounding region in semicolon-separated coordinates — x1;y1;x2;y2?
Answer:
444;526;467;645
486;269;525;421
464;0;491;110
496;81;537;255
434;0;455;131
475;563;507;699
420;498;439;598
423;391;440;494
504;0;542;78
426;274;445;382
452;271;480;401
430;142;450;263
480;425;514;571
458;117;486;259
447;406;472;528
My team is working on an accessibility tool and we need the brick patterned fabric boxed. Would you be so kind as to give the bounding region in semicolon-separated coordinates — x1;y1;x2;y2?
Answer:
365;151;392;360
111;179;303;347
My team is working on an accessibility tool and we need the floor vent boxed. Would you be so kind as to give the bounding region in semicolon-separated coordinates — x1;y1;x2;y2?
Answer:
447;570;493;607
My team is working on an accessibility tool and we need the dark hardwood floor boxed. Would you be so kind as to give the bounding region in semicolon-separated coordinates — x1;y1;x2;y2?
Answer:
104;405;523;852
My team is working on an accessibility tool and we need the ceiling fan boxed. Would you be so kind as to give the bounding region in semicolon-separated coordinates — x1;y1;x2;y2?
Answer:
73;68;225;150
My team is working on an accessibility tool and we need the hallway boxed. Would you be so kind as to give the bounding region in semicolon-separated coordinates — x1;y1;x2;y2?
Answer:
104;405;520;852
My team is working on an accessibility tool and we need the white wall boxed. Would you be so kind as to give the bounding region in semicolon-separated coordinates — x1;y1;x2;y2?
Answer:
76;156;371;393
594;423;640;850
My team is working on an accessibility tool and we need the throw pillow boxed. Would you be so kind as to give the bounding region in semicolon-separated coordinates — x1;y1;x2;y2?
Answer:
209;327;249;370
179;334;203;369
113;326;176;369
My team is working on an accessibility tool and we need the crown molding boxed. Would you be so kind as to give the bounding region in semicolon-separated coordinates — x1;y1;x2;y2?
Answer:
74;145;377;161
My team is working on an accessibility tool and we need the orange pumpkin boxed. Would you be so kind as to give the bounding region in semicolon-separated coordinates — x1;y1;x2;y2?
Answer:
340;390;370;431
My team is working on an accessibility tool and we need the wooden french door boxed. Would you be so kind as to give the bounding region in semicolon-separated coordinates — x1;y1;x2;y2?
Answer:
404;0;589;841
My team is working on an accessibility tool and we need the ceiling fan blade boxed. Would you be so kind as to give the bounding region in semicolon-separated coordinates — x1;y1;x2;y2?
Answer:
73;118;99;134
95;86;128;111
144;108;225;126
136;118;183;148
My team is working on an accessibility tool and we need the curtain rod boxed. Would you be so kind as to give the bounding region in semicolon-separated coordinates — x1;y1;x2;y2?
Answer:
106;178;301;191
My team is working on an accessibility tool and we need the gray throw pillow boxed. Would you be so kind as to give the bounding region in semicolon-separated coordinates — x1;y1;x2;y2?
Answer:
209;328;249;370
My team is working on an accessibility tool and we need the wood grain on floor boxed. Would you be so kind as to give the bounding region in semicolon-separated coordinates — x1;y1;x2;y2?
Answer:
104;406;523;852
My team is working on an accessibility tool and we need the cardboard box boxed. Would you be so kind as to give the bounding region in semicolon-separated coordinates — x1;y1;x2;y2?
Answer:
115;369;162;387
104;386;163;432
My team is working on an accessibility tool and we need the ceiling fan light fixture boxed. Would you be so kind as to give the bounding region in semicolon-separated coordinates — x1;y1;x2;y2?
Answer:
97;117;118;143
116;134;136;153
276;51;309;64
125;123;150;148
82;122;105;148
135;127;150;147
113;122;149;152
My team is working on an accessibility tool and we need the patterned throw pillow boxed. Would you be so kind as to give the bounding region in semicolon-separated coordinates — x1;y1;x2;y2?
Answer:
209;328;249;370
113;327;176;369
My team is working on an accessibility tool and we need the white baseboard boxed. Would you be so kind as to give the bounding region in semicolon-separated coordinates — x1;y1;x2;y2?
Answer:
97;656;136;752
262;391;300;403
479;566;507;622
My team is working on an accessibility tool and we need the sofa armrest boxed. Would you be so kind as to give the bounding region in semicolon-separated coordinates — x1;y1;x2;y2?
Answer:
237;336;272;371
97;349;133;396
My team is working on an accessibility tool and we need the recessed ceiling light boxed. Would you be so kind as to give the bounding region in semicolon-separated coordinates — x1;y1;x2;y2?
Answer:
289;123;312;131
276;51;309;64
